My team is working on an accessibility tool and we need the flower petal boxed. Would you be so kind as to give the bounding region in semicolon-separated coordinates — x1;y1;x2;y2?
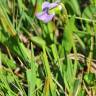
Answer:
36;12;54;23
49;2;58;9
42;1;58;10
42;2;50;11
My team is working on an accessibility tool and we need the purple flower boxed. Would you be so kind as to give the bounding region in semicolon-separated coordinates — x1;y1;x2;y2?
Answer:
35;1;58;23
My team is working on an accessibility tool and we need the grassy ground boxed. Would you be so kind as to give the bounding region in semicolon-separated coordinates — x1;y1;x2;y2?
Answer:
0;0;96;96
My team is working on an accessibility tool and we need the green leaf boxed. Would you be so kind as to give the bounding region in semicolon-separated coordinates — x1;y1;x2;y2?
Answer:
78;89;86;96
84;72;95;85
31;36;46;48
0;51;16;69
64;0;81;15
0;0;16;36
62;17;77;53
82;5;96;20
26;68;37;96
31;0;36;6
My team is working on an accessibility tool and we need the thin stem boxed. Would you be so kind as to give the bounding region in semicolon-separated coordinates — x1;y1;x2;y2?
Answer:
87;26;94;72
68;15;96;23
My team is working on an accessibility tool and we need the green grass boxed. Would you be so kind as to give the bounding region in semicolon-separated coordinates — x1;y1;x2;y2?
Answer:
0;0;96;96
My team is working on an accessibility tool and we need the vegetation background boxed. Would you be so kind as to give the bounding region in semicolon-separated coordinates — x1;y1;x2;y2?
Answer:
0;0;96;96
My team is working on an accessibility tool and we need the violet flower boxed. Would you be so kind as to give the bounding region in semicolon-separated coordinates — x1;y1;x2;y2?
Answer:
35;1;59;23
